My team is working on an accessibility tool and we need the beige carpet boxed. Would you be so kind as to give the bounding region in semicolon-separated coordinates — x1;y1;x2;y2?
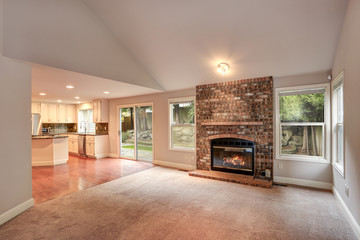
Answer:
0;167;357;240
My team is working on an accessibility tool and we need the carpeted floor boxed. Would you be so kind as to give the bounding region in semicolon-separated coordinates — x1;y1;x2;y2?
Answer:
0;167;357;240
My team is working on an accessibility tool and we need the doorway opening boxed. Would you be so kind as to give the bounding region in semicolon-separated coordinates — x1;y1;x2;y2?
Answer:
119;104;153;162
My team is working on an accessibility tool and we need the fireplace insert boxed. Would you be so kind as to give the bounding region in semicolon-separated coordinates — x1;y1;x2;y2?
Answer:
211;138;255;175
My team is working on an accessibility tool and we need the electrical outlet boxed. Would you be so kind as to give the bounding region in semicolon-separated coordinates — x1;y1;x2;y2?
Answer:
279;163;283;169
345;184;350;197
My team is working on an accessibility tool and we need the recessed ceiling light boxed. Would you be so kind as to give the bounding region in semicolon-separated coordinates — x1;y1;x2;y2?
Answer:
66;85;74;89
57;100;62;103
77;101;81;104
74;96;80;99
104;91;110;94
39;93;46;96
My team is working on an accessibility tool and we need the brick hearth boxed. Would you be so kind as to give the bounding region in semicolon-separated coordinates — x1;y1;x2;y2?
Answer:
195;76;273;180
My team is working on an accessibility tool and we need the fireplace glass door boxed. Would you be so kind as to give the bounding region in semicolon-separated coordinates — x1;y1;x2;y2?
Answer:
212;146;253;172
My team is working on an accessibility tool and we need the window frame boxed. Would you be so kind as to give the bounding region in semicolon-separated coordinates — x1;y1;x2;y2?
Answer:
331;71;345;177
78;109;96;134
275;83;331;163
168;97;196;152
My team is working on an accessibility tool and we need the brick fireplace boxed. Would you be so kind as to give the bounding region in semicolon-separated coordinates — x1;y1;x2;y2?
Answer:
196;76;273;180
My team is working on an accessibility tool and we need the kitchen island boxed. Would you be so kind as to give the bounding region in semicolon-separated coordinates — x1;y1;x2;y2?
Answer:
32;135;69;166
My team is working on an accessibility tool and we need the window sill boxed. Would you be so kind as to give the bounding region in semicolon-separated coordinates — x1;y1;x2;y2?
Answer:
332;162;344;178
276;155;330;164
169;147;195;153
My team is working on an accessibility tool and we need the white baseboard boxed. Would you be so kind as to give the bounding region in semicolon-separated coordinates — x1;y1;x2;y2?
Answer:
333;187;360;239
32;161;54;166
0;198;34;226
153;160;196;171
54;158;68;165
95;153;109;159
273;176;333;190
32;160;67;166
108;153;119;158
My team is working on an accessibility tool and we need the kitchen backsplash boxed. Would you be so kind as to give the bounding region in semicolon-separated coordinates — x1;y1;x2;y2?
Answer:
41;123;108;135
96;123;108;135
42;123;77;134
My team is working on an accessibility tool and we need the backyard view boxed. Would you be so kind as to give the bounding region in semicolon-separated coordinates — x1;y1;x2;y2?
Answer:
121;106;153;161
280;91;325;157
170;100;195;149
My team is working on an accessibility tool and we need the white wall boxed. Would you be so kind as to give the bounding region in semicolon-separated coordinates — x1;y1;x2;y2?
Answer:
0;0;33;224
109;88;196;170
331;0;360;228
273;71;333;185
2;0;162;91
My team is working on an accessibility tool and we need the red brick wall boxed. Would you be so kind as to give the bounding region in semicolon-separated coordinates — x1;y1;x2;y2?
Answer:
196;77;273;176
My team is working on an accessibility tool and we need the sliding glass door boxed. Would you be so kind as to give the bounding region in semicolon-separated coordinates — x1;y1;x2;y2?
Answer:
120;107;135;159
136;106;153;161
119;104;153;162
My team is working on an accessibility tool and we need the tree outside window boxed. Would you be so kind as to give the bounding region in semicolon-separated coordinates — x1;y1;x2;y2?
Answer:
276;84;330;162
169;98;195;150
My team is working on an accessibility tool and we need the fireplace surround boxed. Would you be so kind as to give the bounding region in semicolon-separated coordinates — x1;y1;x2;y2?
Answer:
196;76;273;179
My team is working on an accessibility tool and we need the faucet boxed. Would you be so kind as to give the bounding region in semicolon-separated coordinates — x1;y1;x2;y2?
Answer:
80;121;87;134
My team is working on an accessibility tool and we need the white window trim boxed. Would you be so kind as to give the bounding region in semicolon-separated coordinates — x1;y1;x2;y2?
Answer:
275;83;331;163
78;109;95;134
168;96;196;152
332;71;345;177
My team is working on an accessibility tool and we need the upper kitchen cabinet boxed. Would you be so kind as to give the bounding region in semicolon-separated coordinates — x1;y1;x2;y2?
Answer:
31;102;41;114
39;102;77;123
41;103;58;123
65;104;76;123
58;104;66;123
93;99;109;123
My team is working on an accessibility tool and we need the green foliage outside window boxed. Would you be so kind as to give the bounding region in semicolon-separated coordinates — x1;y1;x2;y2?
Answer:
280;93;324;122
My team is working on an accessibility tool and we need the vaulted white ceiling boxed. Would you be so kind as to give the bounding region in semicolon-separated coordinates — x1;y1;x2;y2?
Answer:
83;0;348;90
3;0;348;101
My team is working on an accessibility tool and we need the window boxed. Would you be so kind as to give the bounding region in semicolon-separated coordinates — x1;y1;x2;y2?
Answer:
169;98;195;151
275;84;330;162
332;72;344;175
78;109;95;134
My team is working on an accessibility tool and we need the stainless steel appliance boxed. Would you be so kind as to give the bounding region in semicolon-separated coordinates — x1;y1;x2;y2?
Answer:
31;113;41;135
78;134;87;157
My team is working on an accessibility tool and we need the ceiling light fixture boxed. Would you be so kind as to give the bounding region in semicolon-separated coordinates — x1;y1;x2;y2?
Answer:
39;93;46;96
66;85;74;89
104;91;110;94
57;100;62;103
77;101;81;104
217;62;230;75
74;96;80;99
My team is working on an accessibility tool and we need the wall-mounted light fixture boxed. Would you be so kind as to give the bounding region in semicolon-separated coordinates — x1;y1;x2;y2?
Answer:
217;62;230;75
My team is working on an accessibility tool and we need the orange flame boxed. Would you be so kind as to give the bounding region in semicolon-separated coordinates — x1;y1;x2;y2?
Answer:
223;156;246;166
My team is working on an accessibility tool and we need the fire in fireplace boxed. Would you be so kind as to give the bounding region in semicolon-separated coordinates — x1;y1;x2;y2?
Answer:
211;138;255;175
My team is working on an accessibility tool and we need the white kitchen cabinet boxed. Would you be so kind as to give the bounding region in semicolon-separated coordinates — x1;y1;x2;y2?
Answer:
85;135;108;158
86;141;95;157
93;100;109;123
31;102;41;114
65;104;76;123
68;134;79;154
40;103;49;122
37;102;77;123
47;103;58;123
58;104;66;123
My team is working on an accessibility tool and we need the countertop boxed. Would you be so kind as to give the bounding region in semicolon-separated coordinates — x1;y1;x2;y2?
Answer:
63;133;108;136
32;135;69;140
